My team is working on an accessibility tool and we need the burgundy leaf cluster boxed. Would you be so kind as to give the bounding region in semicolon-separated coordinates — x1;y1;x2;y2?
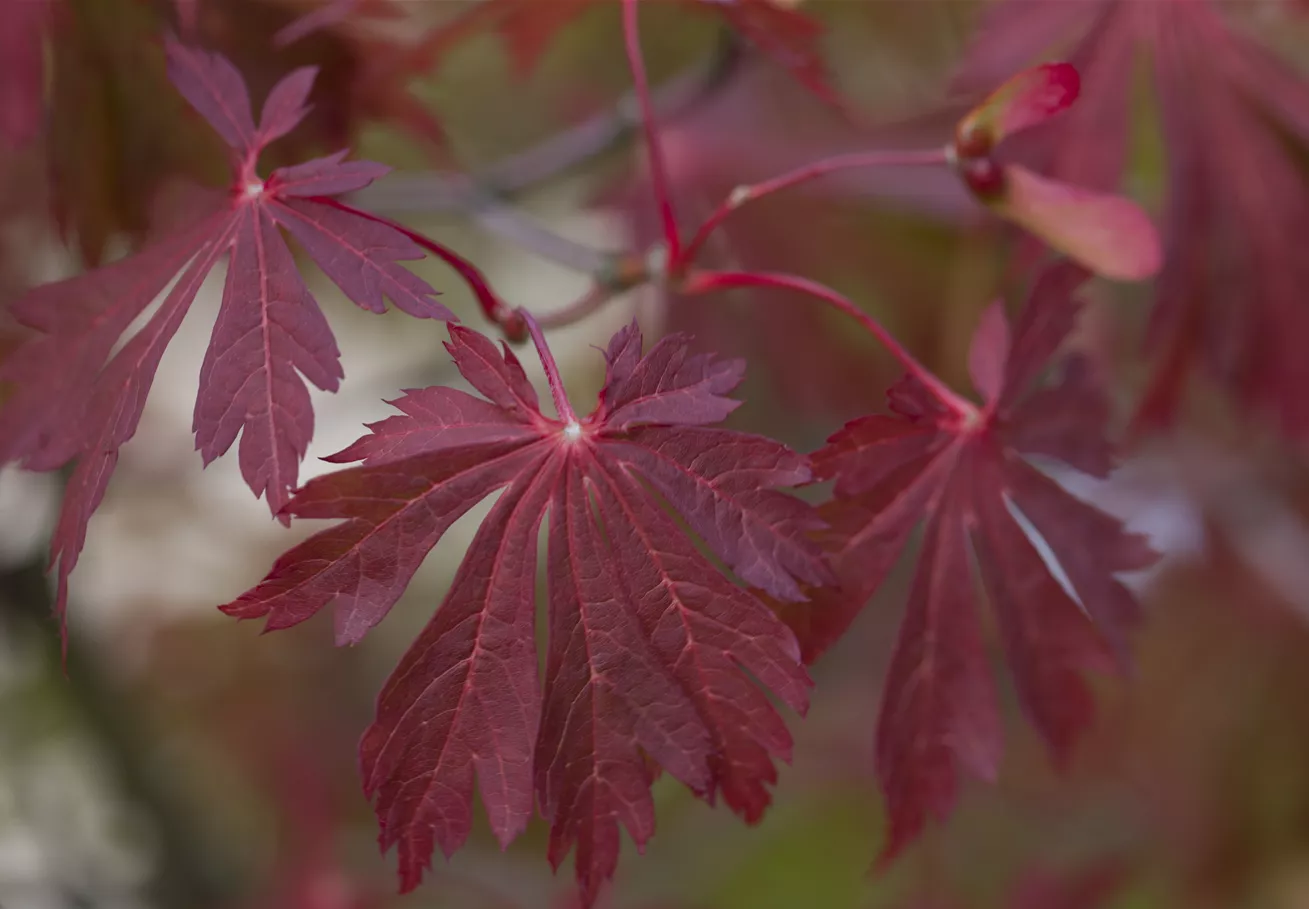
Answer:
10;0;1284;905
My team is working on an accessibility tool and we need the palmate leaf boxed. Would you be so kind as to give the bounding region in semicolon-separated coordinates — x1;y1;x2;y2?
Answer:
224;321;831;906
0;38;453;632
782;263;1157;861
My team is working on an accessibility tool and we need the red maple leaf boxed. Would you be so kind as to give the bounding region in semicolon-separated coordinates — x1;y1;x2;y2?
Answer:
952;0;1309;438
0;38;455;633
222;318;829;906
785;263;1157;861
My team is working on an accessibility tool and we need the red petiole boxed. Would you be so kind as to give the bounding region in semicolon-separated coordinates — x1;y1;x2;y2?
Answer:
683;268;977;420
621;0;682;263
354;3;959;424
520;308;580;426
318;197;521;333
676;148;950;273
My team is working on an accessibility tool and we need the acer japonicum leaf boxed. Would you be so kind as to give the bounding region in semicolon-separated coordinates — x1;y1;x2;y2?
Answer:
785;263;1157;862
951;62;1161;283
0;38;452;634
954;1;1309;437
223;321;830;906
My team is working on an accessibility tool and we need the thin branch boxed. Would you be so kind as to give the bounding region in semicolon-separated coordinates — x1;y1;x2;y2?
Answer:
317;196;517;330
348;31;741;208
347;173;615;275
322;199;644;343
346;32;742;280
621;0;681;260
684;269;977;419
467;199;617;276
533;282;622;331
483;30;742;197
678;148;950;271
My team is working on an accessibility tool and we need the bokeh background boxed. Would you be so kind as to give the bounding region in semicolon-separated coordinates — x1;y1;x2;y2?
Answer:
4;2;1309;907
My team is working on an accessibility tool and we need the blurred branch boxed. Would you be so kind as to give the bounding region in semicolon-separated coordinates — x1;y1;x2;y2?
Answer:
0;556;235;909
348;30;744;274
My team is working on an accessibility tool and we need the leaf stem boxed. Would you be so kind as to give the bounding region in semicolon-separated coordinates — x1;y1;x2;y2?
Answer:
622;0;682;262
318;197;517;330
678;148;949;270
519;309;579;425
683;269;976;418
